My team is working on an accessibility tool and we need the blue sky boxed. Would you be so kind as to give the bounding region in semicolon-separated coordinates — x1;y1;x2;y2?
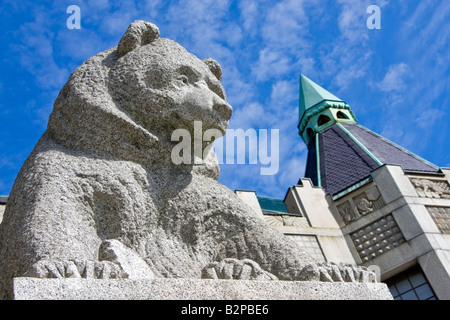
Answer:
0;0;449;199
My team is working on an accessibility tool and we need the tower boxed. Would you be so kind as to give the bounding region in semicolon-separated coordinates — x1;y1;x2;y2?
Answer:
291;75;450;299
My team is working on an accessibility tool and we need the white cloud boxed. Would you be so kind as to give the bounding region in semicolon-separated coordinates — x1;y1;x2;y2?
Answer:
377;63;411;93
415;108;446;130
296;57;316;78
262;0;309;48
370;1;450;157
278;156;306;189
334;50;373;90
238;0;259;34
14;14;70;91
228;102;266;130
252;49;292;81
270;80;296;105
337;0;388;42
337;0;369;43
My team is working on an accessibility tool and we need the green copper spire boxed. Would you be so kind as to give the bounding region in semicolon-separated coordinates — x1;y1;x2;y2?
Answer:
299;74;343;115
298;75;357;145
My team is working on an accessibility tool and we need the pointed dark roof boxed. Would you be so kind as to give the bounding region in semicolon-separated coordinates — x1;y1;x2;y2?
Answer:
304;137;319;187
341;123;439;173
304;123;440;196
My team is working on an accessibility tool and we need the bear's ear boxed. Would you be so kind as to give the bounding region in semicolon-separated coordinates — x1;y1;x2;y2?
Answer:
117;20;160;58
203;58;223;82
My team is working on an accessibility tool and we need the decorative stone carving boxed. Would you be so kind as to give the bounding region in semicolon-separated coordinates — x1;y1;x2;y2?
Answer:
297;262;377;283
337;201;357;224
426;206;450;234
356;197;373;215
351;215;405;263
0;20;376;300
353;186;386;216
202;258;279;281
337;186;386;225
410;178;450;199
264;215;309;228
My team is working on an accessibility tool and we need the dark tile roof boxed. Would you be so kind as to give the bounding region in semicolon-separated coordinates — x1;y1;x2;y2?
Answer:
342;123;439;173
303;136;319;187
316;124;379;195
304;123;440;196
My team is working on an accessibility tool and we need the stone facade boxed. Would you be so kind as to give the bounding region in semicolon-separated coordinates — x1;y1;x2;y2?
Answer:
426;206;450;234
350;214;405;263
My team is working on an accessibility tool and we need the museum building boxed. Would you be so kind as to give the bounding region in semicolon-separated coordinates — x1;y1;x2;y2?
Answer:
236;75;450;300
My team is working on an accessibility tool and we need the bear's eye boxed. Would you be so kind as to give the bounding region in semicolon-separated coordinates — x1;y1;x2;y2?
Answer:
177;75;189;84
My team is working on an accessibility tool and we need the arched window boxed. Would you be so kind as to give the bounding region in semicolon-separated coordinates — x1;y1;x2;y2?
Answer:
318;115;331;126
337;111;349;119
307;128;314;138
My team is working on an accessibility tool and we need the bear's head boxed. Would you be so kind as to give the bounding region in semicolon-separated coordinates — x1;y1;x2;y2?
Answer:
47;21;232;179
110;21;232;137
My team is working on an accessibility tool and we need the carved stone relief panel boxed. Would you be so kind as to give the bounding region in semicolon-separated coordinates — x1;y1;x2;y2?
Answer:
337;186;386;225
351;214;405;263
426;206;450;234
353;186;386;216
410;178;450;199
337;200;357;224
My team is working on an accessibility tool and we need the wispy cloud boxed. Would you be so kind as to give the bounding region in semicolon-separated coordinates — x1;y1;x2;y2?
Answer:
414;108;446;130
252;49;292;81
372;0;450;155
229;102;266;130
377;63;411;93
12;10;69;91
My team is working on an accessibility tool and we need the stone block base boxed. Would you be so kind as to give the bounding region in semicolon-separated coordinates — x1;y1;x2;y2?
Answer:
13;277;393;300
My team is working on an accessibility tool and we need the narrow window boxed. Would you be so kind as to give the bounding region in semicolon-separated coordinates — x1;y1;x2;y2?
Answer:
337;111;349;119
318;115;330;126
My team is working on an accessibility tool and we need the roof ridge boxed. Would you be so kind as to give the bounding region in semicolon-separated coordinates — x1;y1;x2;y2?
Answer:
316;124;379;195
337;123;383;166
353;124;440;171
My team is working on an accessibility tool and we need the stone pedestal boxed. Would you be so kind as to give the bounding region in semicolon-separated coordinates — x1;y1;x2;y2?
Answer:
13;277;393;300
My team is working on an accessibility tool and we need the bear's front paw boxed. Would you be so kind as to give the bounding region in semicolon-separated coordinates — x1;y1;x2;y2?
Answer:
298;262;377;283
202;258;278;281
23;259;126;279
